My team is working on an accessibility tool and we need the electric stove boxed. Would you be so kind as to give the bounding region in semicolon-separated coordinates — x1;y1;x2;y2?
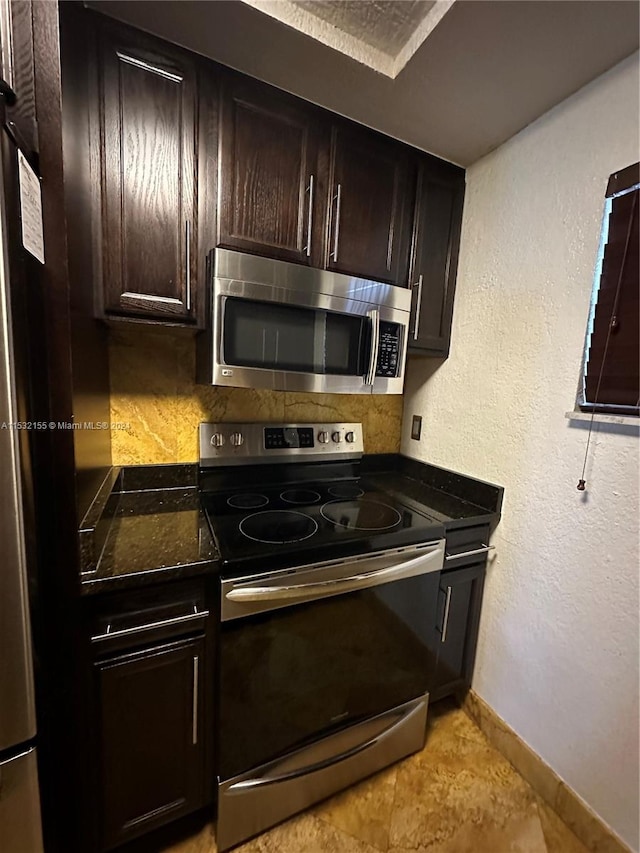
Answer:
199;422;445;852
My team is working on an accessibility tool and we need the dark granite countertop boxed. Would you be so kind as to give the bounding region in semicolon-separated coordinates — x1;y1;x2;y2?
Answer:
77;454;502;595
361;454;503;530
79;467;219;595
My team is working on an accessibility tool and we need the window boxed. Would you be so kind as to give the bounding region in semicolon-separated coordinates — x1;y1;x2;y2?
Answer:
580;162;639;415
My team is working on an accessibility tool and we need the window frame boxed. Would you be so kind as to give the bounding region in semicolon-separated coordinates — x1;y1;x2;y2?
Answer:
578;163;639;417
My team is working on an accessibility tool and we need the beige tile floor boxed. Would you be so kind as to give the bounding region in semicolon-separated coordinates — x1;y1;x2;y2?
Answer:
161;700;589;853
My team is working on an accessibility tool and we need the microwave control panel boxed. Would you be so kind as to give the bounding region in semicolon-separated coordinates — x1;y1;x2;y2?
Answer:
376;322;401;377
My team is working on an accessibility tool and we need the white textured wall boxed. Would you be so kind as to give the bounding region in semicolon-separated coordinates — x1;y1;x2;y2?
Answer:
402;53;640;850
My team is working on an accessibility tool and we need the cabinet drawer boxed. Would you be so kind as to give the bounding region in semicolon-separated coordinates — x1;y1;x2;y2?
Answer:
444;524;492;567
90;581;209;656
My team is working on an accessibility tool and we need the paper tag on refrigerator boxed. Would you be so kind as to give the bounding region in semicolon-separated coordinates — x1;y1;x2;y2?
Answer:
17;149;45;265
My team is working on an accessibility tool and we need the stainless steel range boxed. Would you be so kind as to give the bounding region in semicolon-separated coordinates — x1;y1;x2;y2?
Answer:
199;423;445;851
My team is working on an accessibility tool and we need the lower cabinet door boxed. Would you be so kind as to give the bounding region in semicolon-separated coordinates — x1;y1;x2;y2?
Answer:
431;563;486;701
96;636;205;851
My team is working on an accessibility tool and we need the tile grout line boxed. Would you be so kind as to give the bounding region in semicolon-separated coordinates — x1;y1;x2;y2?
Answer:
311;768;399;853
309;812;387;853
312;802;391;853
384;768;401;853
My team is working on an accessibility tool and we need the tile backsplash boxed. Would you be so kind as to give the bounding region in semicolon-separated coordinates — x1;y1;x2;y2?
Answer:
109;327;403;465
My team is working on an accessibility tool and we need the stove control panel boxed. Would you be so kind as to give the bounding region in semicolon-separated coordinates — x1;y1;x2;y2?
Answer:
264;426;315;449
200;422;364;466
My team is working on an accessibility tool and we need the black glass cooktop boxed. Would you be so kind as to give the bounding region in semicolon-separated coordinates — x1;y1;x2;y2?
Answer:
201;478;444;575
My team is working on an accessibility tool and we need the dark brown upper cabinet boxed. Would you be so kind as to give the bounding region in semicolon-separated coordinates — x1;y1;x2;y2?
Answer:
326;124;412;285
217;80;414;286
95;23;199;322
218;74;325;267
408;160;465;356
85;13;466;336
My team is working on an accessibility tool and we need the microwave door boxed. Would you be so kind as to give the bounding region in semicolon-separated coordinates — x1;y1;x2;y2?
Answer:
216;292;377;395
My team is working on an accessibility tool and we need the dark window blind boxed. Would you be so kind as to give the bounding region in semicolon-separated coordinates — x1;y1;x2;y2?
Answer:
583;163;639;414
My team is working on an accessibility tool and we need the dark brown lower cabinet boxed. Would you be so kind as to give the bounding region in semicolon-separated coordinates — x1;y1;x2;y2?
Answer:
431;561;486;702
96;635;206;851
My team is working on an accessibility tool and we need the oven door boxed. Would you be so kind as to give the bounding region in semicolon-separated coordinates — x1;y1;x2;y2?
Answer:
218;540;444;781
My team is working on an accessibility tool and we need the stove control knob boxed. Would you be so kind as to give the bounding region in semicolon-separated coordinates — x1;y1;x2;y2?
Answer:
210;433;225;448
230;432;244;447
345;431;356;443
332;431;342;443
318;431;330;444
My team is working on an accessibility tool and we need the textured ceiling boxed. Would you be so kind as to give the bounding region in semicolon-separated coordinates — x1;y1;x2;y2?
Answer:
291;0;436;55
240;0;452;76
88;0;640;166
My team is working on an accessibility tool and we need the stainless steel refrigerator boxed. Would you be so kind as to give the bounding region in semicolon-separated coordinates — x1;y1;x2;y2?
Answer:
0;72;44;853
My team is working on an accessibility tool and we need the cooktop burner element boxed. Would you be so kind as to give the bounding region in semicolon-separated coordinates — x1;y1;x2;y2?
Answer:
321;499;402;531
280;489;321;505
227;493;269;509
328;484;365;499
239;510;319;544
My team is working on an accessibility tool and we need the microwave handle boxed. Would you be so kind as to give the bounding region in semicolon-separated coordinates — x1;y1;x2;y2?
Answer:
365;309;380;386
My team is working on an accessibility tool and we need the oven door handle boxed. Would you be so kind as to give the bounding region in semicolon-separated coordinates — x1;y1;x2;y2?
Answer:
225;546;443;605
226;695;427;792
365;308;380;386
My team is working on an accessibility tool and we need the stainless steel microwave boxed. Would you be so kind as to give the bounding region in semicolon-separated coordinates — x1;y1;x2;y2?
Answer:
196;249;411;395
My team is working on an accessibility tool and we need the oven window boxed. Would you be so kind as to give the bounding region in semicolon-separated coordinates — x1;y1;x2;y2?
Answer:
218;574;440;780
223;298;369;375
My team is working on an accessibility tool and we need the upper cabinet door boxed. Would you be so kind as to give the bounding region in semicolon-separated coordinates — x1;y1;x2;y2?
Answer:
326;125;412;285
408;161;465;356
98;27;198;321
218;75;324;266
